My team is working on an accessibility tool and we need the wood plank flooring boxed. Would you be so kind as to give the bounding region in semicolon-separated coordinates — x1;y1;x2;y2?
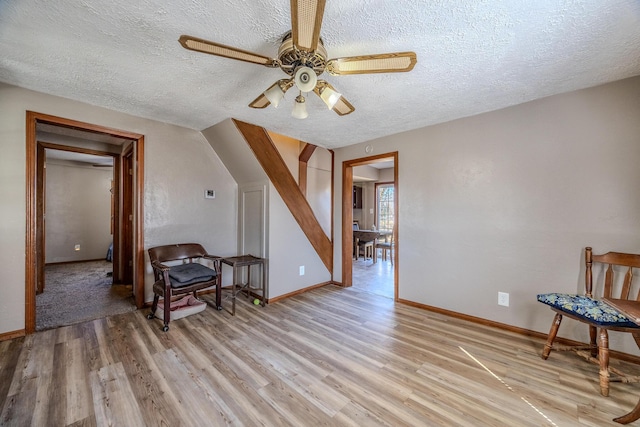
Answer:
2;284;640;426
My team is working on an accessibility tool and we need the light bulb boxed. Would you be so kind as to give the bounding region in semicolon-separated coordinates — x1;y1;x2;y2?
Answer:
320;86;342;109
291;94;308;119
264;83;285;108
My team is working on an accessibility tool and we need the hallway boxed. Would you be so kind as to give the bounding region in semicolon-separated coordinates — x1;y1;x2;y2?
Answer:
352;256;394;298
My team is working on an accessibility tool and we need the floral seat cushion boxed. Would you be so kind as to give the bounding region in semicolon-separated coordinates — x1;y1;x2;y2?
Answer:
537;293;640;328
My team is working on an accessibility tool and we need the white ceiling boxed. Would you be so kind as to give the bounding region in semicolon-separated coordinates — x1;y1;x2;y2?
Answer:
1;1;639;149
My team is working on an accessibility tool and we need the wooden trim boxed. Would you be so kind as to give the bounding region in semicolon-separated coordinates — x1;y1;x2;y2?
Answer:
398;298;640;364
25;112;37;333
298;159;307;196
0;329;26;342
393;158;399;300
341;161;353;287
233;120;332;272
330;149;335;282
298;143;317;196
25;111;145;334
342;152;398;298
134;136;145;309
30;111;144;139
268;281;334;303
38;141;118;157
299;143;317;163
45;258;109;266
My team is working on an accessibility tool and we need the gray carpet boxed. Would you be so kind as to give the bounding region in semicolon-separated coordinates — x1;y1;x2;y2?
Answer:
36;260;136;331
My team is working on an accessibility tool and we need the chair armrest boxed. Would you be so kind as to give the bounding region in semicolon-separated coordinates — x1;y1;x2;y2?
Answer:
150;260;170;272
202;255;222;273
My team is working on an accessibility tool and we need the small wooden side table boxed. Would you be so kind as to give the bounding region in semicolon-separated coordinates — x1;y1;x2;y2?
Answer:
220;255;268;316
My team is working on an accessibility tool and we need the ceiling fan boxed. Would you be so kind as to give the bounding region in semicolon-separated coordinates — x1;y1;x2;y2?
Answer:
179;0;417;119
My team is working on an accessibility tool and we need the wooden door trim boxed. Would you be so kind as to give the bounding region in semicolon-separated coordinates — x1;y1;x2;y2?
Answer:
25;111;145;334
342;152;398;300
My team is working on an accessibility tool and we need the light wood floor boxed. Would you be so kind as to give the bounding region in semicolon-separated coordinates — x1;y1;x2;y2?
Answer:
352;256;394;299
2;285;640;426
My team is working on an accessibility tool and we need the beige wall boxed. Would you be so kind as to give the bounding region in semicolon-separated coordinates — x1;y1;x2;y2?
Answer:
4;75;640;355
335;76;640;355
202;120;331;299
45;161;113;263
0;83;238;334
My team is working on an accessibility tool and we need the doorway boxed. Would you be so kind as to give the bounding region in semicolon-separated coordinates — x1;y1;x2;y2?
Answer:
25;111;145;334
342;152;398;300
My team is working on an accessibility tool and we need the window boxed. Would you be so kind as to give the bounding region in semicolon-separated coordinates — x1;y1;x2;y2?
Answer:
375;183;394;232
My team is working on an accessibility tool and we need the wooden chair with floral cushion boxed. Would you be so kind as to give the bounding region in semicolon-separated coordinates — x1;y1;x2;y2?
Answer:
537;247;640;396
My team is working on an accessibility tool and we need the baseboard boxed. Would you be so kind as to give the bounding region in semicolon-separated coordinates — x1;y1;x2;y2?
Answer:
45;258;108;266
268;281;336;304
0;329;26;342
398;298;640;365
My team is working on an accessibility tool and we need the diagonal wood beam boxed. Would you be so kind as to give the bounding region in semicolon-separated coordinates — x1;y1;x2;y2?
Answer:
233;119;332;272
298;143;317;196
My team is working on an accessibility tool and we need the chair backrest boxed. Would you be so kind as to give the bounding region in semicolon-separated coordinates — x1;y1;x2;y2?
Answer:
353;222;359;230
586;247;640;300
148;243;208;264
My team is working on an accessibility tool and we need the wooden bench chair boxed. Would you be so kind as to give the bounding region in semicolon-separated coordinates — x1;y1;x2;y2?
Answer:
537;247;640;396
147;243;222;331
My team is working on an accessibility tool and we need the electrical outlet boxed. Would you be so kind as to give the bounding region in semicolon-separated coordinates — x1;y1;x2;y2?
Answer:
299;266;305;276
498;292;509;307
74;244;81;251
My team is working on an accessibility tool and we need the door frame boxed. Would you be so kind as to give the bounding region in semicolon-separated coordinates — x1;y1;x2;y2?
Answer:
25;111;145;333
342;152;398;300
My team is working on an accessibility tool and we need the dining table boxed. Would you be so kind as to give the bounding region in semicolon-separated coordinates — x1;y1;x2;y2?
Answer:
352;230;391;262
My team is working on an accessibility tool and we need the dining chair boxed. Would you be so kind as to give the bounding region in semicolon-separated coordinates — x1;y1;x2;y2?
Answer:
537;247;640;396
375;231;394;264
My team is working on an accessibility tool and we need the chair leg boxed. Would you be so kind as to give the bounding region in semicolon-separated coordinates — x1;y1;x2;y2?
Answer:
215;281;222;310
542;313;563;359
589;324;598;358
147;295;160;319
614;397;640;424
598;328;610;397
162;293;171;332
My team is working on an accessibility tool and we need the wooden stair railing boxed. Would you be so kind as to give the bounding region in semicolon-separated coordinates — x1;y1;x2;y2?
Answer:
233;120;332;272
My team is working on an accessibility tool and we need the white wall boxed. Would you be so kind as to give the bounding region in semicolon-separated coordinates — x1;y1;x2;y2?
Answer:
268;182;331;297
304;146;332;237
0;83;238;334
335;76;640;355
45;161;113;263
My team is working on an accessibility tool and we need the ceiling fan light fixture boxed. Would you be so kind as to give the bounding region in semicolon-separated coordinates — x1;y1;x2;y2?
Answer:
291;93;308;119
264;82;285;108
319;86;342;109
293;66;317;93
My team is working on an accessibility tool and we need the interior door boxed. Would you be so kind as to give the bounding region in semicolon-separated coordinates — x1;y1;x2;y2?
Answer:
238;183;267;287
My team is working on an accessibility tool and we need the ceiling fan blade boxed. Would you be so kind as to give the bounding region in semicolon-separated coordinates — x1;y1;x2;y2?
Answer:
179;35;278;67
248;93;271;109
249;80;295;109
326;52;417;75
290;0;326;52
313;81;355;116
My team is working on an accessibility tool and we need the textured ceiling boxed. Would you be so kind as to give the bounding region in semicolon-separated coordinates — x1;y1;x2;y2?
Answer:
1;1;639;149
